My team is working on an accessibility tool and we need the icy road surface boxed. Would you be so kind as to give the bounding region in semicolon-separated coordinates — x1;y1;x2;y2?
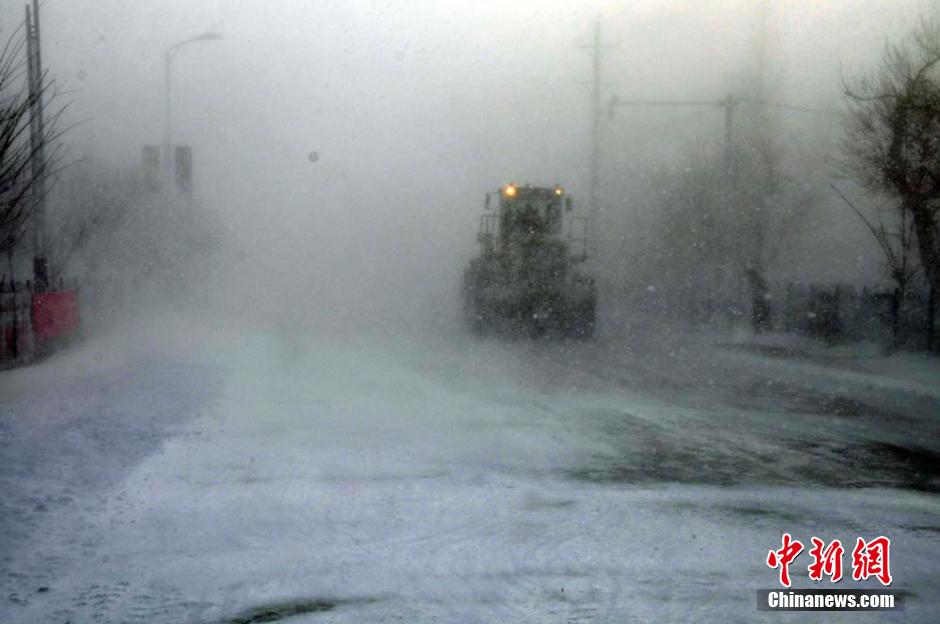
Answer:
2;320;939;623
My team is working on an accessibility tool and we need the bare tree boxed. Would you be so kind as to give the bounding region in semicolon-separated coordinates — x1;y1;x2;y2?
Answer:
730;126;814;334
843;19;940;351
47;162;133;279
0;24;66;258
627;130;812;331
831;184;918;349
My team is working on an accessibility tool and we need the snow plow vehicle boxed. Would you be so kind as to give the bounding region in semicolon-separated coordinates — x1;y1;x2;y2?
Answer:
462;183;596;338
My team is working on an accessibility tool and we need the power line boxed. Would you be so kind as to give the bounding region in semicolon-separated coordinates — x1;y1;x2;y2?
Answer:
737;97;843;116
608;93;844;186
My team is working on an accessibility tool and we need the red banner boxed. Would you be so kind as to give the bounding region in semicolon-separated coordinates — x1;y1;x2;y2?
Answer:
31;291;79;341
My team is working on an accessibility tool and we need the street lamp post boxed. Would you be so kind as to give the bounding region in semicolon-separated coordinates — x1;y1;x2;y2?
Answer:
163;31;222;179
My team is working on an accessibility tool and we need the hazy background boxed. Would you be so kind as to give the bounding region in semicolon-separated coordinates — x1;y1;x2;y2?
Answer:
3;0;936;335
4;6;940;622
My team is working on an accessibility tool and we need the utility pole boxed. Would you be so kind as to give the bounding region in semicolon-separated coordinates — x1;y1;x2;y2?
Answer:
589;19;602;223
25;0;48;291
721;94;737;187
579;18;608;231
164;50;172;180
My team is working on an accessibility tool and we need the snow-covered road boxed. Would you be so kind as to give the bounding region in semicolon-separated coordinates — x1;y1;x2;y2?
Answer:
2;322;939;622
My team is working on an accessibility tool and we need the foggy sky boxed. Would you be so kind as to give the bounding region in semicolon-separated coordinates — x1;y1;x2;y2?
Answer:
2;0;935;327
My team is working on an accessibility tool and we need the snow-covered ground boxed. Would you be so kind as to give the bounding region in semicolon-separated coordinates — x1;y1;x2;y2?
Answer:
1;318;938;622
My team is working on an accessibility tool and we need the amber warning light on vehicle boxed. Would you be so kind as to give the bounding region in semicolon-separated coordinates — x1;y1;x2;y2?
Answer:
503;184;517;198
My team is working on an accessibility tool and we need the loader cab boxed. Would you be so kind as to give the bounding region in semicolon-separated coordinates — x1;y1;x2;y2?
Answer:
496;184;568;245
